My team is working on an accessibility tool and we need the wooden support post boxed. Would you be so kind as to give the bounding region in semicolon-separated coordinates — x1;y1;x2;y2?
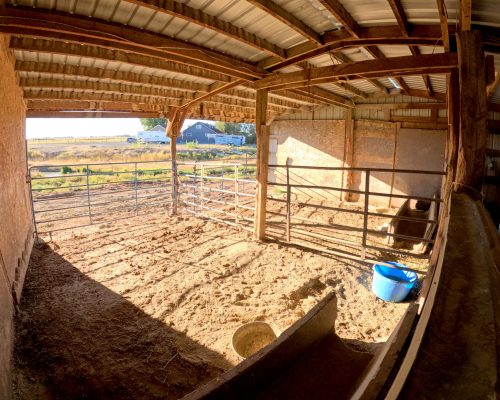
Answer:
343;109;354;201
455;30;488;196
166;108;187;214
446;69;460;200
286;159;291;242
254;89;269;240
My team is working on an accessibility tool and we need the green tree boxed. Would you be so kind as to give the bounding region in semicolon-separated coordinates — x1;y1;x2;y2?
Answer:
214;121;226;132
241;123;256;144
139;118;167;130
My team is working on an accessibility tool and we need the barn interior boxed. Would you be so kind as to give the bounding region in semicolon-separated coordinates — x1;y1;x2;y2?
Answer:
1;0;500;399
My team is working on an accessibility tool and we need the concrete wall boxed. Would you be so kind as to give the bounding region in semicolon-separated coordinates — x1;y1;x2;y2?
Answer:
270;119;446;207
0;34;32;399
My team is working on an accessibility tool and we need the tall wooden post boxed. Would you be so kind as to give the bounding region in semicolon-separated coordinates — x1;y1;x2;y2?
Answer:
342;108;354;201
166;108;187;214
455;30;488;195
254;89;269;240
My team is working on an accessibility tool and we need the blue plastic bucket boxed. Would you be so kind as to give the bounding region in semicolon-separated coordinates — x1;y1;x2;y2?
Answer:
372;262;417;302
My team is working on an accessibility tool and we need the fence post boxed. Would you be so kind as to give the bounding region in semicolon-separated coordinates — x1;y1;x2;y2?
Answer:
193;163;197;213
361;170;370;259
200;163;204;217
86;164;93;224
235;165;239;225
134;162;138;215
286;162;291;242
27;167;39;243
172;159;178;215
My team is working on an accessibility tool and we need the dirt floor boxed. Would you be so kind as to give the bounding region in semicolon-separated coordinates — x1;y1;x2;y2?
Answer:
13;212;415;399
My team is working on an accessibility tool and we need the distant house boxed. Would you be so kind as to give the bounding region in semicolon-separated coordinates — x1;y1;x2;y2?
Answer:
180;122;245;146
180;122;222;144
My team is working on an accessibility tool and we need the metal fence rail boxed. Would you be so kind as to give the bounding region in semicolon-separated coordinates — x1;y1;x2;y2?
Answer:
29;160;444;274
177;162;257;232
266;164;446;273
29;160;175;237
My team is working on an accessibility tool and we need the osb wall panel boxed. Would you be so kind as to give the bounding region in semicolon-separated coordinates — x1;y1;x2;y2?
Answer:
0;34;31;399
270;120;346;201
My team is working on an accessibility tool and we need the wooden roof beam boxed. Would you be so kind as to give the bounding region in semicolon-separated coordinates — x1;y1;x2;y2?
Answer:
254;53;458;90
121;0;285;58
0;7;263;80
291;87;354;108
24;91;288;114
332;51;389;94
10;38;232;82
317;0;360;38
387;0;434;96
387;0;409;36
436;0;450;51
20;76;307;111
245;0;322;44
27;111;163;118
16;61;210;92
260;25;445;71
17;60;311;109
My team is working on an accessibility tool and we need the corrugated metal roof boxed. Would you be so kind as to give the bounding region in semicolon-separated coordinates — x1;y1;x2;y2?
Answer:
14;49;219;85
6;0;500;119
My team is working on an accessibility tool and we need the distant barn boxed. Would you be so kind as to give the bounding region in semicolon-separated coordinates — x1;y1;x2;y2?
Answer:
180;122;245;145
180;122;223;144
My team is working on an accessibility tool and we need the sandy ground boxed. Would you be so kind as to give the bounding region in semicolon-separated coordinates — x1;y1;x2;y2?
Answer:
13;212;414;399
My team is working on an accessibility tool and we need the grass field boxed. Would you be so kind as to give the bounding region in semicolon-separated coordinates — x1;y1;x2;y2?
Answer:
28;138;257;193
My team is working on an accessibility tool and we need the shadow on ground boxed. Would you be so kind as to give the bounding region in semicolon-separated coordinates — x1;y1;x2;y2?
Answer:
13;243;232;400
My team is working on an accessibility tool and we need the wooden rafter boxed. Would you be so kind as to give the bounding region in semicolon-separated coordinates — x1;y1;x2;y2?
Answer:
16;60;314;109
387;0;409;36
0;7;262;80
292;87;354;108
254;53;457;90
331;51;389;94
245;0;322;44
10;38;232;82
178;80;246;111
27;111;162;118
387;0;434;96
121;0;285;58
262;30;444;71
16;61;210;92
317;0;359;37
436;0;450;51
23;90;288;114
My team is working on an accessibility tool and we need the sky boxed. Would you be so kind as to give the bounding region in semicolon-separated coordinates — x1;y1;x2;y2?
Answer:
26;118;209;139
